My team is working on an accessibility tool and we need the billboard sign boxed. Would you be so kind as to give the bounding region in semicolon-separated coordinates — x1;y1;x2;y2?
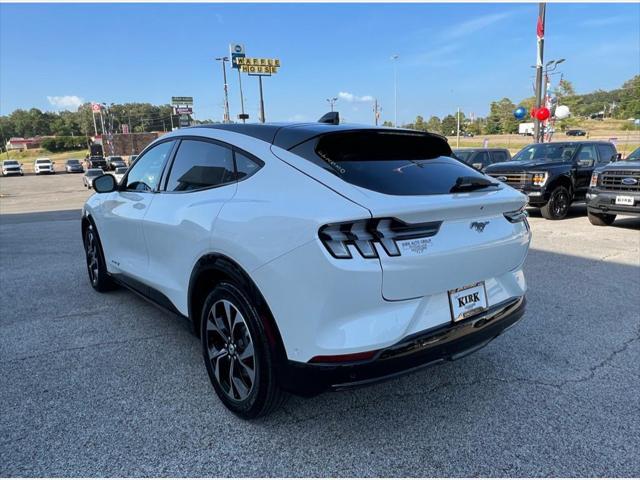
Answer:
237;57;280;76
230;43;246;69
171;96;193;105
174;107;193;115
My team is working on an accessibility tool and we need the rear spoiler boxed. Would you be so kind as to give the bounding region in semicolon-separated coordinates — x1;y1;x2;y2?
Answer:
318;112;339;125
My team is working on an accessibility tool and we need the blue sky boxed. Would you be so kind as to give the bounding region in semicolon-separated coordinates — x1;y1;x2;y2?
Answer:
1;2;638;125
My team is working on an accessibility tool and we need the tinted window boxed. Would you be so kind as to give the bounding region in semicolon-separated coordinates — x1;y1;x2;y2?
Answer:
474;152;490;167
294;131;488;196
491;151;509;164
577;145;597;164
513;144;577;163
596;144;616;164
453;150;473;162
166;140;235;192
125;141;174;191
235;152;263;181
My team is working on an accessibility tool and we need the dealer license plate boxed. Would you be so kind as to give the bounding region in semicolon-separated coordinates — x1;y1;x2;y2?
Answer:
448;282;488;323
615;195;634;206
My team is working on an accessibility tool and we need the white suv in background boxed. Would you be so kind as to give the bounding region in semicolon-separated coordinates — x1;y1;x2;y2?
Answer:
34;158;55;174
82;119;531;418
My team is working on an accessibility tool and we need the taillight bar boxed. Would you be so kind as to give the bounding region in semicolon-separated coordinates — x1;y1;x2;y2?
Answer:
319;218;442;259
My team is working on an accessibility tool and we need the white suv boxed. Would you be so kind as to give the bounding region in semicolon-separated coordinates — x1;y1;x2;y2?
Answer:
83;121;531;418
34;158;55;174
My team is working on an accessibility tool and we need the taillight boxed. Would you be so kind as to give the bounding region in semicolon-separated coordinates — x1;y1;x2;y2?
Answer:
590;172;599;188
319;218;442;259
504;208;528;223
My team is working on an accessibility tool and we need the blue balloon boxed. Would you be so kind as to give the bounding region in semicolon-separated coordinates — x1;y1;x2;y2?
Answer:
514;106;527;119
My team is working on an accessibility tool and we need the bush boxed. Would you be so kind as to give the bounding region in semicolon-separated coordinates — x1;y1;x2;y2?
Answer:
41;136;88;153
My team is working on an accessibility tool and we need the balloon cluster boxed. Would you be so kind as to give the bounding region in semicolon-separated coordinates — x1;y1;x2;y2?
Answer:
513;105;570;120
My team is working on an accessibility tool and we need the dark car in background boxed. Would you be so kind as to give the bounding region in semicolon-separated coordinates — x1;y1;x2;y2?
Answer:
485;141;617;220
106;156;126;171
566;129;587;137
65;159;84;173
453;148;511;171
587;146;640;225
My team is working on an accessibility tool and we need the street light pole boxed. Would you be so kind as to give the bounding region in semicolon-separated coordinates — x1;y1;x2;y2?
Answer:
258;76;265;123
391;54;399;127
533;3;546;144
216;56;231;123
326;97;337;112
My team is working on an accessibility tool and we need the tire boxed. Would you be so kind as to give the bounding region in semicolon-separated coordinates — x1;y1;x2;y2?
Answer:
541;185;572;220
201;282;288;419
588;210;616;226
83;223;116;292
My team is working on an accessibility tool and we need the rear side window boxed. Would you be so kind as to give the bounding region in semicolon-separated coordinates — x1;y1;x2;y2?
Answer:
166;140;235;192
491;151;509;164
596;144;616;164
291;130;488;196
235;152;263;181
474;151;490;167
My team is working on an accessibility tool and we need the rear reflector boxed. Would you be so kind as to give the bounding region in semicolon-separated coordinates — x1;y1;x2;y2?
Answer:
309;349;379;363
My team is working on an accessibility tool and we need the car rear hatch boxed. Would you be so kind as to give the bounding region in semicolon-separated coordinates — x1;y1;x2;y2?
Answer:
273;129;529;301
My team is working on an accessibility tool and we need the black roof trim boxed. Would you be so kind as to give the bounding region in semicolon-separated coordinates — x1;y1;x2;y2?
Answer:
194;123;450;151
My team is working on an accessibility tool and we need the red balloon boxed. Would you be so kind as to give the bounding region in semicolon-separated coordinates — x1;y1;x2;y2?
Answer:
536;107;550;121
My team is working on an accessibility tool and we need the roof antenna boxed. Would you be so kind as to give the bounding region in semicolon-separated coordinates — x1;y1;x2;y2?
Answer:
318;111;339;125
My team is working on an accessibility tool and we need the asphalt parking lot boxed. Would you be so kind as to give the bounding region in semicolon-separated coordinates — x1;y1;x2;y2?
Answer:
1;174;639;476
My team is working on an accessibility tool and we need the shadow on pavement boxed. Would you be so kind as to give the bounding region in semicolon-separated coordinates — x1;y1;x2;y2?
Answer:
0;208;82;225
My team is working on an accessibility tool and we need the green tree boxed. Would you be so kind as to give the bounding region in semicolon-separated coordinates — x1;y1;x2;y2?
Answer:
441;115;457;135
426;116;441;133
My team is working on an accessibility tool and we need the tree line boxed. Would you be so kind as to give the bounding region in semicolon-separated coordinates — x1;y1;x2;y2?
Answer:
402;75;639;135
1;76;637;148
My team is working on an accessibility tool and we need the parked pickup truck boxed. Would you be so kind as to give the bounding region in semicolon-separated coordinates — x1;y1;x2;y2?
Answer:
85;155;107;170
586;146;640;225
484;141;618;220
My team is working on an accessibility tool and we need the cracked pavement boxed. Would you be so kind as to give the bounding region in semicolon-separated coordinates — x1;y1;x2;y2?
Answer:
0;204;639;477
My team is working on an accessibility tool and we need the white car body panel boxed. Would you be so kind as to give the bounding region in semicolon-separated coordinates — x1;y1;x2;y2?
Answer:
84;125;531;364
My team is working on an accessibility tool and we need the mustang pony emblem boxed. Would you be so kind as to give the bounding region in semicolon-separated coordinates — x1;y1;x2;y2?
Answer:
470;221;490;232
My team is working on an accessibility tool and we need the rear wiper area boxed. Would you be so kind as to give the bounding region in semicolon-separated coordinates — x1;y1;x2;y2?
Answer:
450;176;499;193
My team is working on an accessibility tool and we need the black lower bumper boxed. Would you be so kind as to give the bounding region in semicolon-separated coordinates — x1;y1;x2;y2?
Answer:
587;191;640;216
280;296;526;396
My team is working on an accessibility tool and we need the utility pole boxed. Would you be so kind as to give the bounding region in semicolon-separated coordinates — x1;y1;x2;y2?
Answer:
258;76;265;123
533;3;546;144
326;97;338;112
391;54;399;127
237;69;246;123
216;57;231;123
373;99;381;126
456;107;461;148
170;110;175;131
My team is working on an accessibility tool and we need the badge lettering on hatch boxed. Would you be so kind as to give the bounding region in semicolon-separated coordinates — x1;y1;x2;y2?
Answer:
397;237;432;256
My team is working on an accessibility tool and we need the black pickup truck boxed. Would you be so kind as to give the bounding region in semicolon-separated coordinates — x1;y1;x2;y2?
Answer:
586;146;640;225
484;141;618;220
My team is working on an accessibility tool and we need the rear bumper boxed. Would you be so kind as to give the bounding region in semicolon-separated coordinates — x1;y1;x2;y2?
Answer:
279;296;525;396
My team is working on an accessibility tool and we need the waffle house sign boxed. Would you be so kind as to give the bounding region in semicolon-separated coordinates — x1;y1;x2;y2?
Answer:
236;57;280;75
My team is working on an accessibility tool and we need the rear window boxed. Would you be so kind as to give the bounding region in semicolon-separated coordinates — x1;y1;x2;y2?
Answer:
291;130;488;196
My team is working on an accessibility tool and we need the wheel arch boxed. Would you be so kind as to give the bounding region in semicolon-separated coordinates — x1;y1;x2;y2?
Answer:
547;172;573;197
188;253;288;362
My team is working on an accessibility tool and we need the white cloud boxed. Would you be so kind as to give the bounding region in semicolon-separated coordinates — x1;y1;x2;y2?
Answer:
338;91;375;103
288;113;309;122
47;95;84;110
443;11;513;40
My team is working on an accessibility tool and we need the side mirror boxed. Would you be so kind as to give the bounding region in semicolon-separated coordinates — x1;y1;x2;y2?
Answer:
93;174;117;193
52;161;56;165
577;158;594;168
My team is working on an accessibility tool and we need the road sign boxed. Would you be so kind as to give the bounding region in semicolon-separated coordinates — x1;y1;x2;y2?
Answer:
238;113;249;120
230;43;246;69
171;96;193;105
174;107;193;115
92;103;101;112
237;57;280;76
